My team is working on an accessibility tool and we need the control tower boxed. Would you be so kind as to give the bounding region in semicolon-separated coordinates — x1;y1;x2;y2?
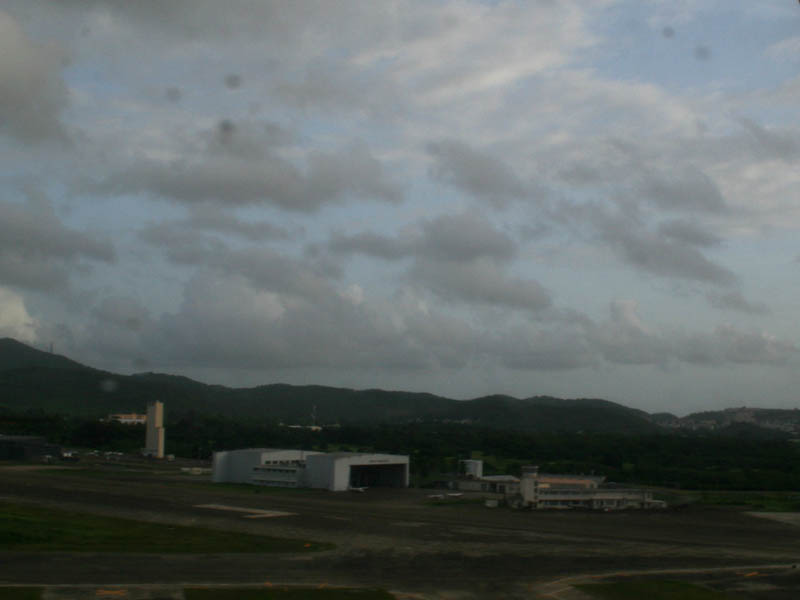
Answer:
143;401;165;458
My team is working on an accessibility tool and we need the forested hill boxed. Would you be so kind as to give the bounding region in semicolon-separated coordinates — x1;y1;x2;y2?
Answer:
0;338;87;372
0;337;661;433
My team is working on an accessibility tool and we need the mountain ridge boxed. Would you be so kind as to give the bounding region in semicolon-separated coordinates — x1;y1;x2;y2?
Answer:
0;337;763;435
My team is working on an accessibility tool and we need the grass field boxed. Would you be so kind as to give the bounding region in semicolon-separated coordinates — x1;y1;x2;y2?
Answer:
185;588;394;599
576;580;737;599
0;502;332;553
695;491;800;512
0;589;42;600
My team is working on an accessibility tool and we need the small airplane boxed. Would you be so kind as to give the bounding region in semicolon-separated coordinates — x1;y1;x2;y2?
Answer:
349;486;368;493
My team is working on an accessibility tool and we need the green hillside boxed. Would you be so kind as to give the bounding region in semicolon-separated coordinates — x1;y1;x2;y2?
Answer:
0;338;87;372
0;338;660;434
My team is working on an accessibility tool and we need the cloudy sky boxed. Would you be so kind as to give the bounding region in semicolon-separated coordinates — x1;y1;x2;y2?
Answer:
2;1;799;414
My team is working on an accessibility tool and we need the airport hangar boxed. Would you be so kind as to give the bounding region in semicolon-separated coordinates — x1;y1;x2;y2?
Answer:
212;448;409;491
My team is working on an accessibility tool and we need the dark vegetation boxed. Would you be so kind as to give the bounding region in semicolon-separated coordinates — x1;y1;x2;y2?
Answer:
184;589;394;600
0;589;42;600
4;337;800;491
0;338;658;433
5;411;800;491
0;501;330;553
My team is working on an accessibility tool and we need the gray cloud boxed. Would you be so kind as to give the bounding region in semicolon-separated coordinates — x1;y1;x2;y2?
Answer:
638;166;728;213
329;231;409;261
140;223;336;299
92;296;150;332
738;117;800;161
327;212;549;312
416;212;516;263
706;291;770;315
427;140;529;207
677;325;796;366
412;258;552;313
330;212;516;264
181;205;291;241
583;302;792;368
0;199;115;291
657;219;722;247
490;326;594;371
579;207;737;286
586;300;671;366
97;131;400;211
145;274;455;372
273;60;396;117
612;229;736;286
0;10;68;143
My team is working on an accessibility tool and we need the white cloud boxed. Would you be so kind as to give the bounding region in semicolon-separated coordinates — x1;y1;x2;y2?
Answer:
0;287;37;343
766;36;800;62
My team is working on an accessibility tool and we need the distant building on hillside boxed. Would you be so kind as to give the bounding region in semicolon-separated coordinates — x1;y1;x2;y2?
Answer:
107;413;147;425
142;401;165;458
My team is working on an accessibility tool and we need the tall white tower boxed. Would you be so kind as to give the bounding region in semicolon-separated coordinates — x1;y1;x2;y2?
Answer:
144;401;165;458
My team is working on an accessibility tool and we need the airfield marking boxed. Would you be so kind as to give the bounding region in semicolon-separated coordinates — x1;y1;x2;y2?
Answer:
193;503;295;518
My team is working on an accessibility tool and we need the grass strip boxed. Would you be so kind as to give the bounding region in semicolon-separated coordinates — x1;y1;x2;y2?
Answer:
185;588;394;599
0;588;42;600
576;580;736;599
0;502;332;553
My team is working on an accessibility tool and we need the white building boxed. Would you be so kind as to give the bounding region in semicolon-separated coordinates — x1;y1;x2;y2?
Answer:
459;459;484;479
451;461;665;510
517;466;665;510
212;448;409;491
142;401;165;458
452;474;520;495
107;413;147;425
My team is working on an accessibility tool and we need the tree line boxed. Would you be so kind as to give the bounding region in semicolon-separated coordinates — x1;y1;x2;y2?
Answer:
3;409;800;490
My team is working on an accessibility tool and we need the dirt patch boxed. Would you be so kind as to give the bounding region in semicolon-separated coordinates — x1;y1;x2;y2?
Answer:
748;512;800;527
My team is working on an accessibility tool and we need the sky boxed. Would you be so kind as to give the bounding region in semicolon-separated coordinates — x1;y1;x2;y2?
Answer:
1;1;799;415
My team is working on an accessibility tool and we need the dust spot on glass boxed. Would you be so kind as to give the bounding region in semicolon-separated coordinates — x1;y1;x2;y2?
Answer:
696;120;708;135
661;26;675;39
218;119;235;143
694;45;711;61
224;73;242;89
99;379;118;393
165;87;182;103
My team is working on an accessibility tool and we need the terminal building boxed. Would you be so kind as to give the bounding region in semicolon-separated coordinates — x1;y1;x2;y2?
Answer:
212;448;409;492
452;460;665;510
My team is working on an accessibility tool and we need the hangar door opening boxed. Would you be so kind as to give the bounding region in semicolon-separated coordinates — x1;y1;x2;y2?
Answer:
349;463;406;488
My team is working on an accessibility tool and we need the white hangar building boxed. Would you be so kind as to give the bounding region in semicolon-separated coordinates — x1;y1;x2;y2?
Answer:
212;448;409;491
